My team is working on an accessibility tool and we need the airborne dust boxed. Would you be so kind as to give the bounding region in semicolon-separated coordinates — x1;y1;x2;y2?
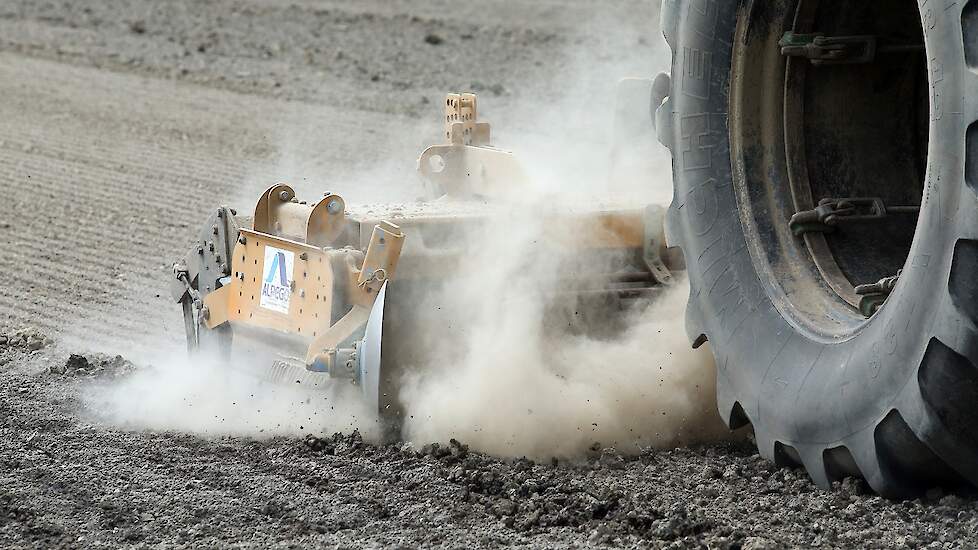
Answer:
395;40;730;458
88;3;733;459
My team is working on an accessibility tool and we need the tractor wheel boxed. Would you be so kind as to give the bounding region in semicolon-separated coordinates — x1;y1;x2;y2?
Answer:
657;0;978;497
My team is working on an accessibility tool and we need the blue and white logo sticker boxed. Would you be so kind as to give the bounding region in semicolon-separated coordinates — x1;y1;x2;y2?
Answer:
260;246;294;314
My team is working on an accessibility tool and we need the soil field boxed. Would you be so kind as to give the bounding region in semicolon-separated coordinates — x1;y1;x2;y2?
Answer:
0;1;977;548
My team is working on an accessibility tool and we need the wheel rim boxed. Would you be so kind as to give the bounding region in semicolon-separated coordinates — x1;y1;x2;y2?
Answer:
729;0;930;338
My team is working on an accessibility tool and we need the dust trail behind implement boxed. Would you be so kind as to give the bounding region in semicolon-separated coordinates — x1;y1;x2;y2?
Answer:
83;3;730;456
86;353;382;439
394;23;729;458
397;205;730;459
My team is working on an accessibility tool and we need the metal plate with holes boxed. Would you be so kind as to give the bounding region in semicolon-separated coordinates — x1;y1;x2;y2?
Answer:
204;229;335;340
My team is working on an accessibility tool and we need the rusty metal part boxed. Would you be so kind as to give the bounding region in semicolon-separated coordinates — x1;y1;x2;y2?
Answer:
775;0;928;315
789;197;920;236
854;270;901;317
780;15;864;311
780;31;924;65
780;32;877;65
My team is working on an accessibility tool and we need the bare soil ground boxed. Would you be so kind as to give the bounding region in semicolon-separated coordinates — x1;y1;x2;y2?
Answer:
0;1;977;548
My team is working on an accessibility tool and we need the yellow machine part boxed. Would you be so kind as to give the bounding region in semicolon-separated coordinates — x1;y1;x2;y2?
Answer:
202;230;337;339
182;92;670;396
202;219;405;367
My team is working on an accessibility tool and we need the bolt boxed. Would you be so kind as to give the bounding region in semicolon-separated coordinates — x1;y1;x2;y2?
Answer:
278;190;291;201
215;254;222;264
326;199;342;214
299;289;306;298
230;208;237;216
208;242;215;252
201;307;210;320
212;225;219;235
196;244;204;255
345;360;354;371
299;252;308;261
238;235;247;245
217;209;223;218
238;272;245;281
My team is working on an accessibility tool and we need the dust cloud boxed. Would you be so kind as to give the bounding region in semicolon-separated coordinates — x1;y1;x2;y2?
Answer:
86;352;382;440
395;207;731;460
86;2;731;454
392;5;731;458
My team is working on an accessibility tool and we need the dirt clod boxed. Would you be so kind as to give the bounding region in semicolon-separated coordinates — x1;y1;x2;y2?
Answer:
424;33;444;45
128;20;147;34
303;434;335;455
0;327;52;352
64;354;90;372
54;353;136;378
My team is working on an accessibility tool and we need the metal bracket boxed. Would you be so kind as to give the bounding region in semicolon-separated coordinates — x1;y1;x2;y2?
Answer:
780;32;877;65
855;270;901;317
171;205;240;302
173;263;200;351
643;205;673;285
417;93;527;199
443;93;490;146
789;197;919;236
780;32;924;65
171;207;239;351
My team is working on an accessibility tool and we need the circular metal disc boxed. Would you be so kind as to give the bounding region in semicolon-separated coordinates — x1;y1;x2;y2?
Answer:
358;281;387;414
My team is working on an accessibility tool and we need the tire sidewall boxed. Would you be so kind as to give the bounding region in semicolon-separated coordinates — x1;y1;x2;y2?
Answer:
665;0;970;450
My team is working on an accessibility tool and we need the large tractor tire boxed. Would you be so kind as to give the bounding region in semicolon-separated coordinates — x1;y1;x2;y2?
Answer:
657;0;978;497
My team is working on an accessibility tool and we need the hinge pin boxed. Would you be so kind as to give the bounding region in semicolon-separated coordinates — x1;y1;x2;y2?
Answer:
790;197;919;236
780;32;923;65
855;270;901;317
